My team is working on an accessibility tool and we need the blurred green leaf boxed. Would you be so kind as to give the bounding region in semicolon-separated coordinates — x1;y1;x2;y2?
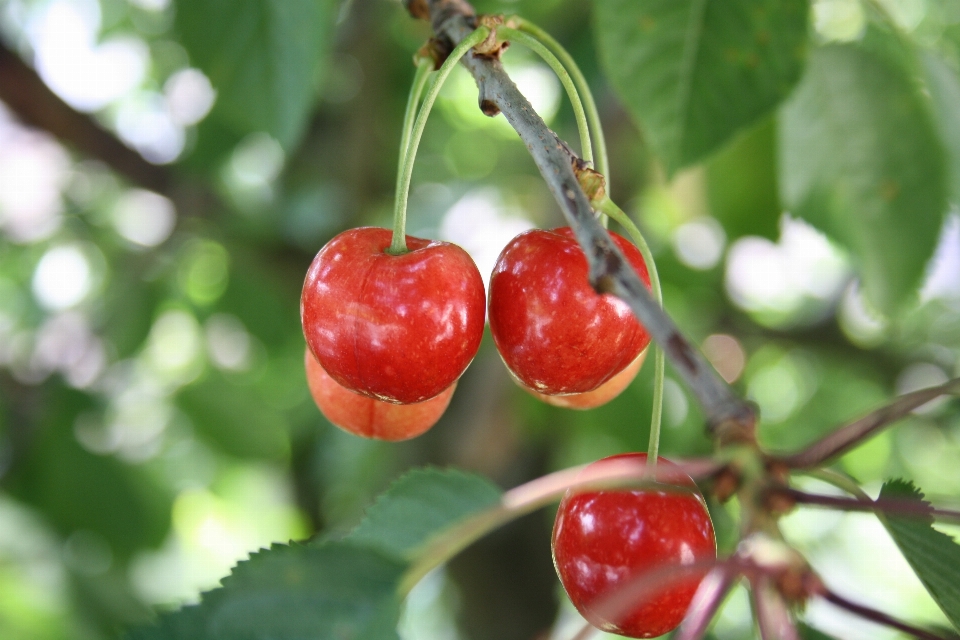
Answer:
6;388;172;561
779;42;948;314
173;0;335;149
921;51;960;205
177;371;290;460
344;467;503;559
878;479;960;631
706;116;781;240
594;0;808;173
126;541;405;640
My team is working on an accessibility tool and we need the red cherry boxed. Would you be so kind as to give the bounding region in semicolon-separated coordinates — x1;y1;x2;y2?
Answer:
301;227;485;404
488;227;651;403
552;453;716;638
304;348;453;440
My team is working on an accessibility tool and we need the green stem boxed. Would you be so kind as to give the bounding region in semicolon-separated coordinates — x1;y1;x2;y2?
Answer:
389;27;491;255
801;468;872;502
390;57;433;255
512;17;609;188
597;197;664;472
497;26;592;169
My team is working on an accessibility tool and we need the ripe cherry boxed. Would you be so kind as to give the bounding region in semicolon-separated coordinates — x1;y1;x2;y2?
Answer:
488;227;652;408
552;453;716;638
304;349;453;440
301;227;485;405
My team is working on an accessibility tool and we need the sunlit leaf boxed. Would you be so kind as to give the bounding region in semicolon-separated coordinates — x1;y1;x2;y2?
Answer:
126;542;406;640
174;0;335;149
878;479;960;631
594;0;808;173
779;41;949;314
344;467;503;559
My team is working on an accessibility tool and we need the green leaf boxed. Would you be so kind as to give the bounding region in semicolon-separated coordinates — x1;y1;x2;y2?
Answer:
921;51;960;204
126;542;406;640
706;116;781;240
173;0;334;149
344;467;503;559
594;0;809;173
177;370;291;460
878;479;960;631
779;42;949;314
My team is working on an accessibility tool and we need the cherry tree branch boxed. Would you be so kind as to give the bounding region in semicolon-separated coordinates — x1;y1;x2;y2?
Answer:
821;589;958;640
769;486;960;523
781;378;960;469
0;40;170;193
405;0;756;442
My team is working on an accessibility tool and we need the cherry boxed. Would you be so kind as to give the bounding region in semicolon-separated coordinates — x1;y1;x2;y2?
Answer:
304;348;453;440
552;453;716;638
301;227;485;405
488;227;651;407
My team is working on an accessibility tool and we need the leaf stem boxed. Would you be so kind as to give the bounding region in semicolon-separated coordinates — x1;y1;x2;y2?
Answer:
389;27;491;255
497;26;593;169
511;16;609;187
597;196;664;471
390;57;433;254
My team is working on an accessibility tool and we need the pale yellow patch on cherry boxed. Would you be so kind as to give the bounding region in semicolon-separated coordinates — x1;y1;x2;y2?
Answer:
524;349;647;410
305;349;455;440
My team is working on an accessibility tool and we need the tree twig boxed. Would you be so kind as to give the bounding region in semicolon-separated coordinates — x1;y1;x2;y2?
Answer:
781;378;960;469
0;39;170;193
405;0;756;442
769;486;960;523
821;588;958;640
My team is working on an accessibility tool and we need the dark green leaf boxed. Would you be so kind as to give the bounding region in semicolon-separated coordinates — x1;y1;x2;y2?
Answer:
594;0;809;173
344;467;503;559
174;0;334;149
126;542;406;640
706;116;781;240
878;479;960;631
5;387;172;560
779;42;949;314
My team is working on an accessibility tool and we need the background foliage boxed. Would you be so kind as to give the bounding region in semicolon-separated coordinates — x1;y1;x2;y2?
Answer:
0;0;959;638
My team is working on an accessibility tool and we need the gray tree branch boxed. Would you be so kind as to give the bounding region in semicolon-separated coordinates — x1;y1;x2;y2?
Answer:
408;0;756;441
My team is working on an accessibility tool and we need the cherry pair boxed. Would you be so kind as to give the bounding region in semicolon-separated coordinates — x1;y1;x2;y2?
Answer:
299;225;651;439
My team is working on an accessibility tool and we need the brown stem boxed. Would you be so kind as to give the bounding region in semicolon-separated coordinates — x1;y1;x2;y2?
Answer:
0;39;170;193
404;0;756;442
771;487;960;523
821;589;958;640
781;378;960;469
675;567;737;640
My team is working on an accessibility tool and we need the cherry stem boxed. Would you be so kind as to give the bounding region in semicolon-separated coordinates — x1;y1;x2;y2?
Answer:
771;485;960;523
511;16;609;189
397;456;721;595
675;567;737;640
822;588;957;640
799;468;872;501
496;26;593;171
390;57;434;254
596;197;664;471
750;575;800;640
781;377;960;469
389;26;491;255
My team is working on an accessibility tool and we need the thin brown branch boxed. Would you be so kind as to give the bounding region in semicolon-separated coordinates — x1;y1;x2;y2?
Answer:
821;589;958;640
0;39;170;193
750;575;800;640
771;486;960;523
782;378;960;469
406;0;756;442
